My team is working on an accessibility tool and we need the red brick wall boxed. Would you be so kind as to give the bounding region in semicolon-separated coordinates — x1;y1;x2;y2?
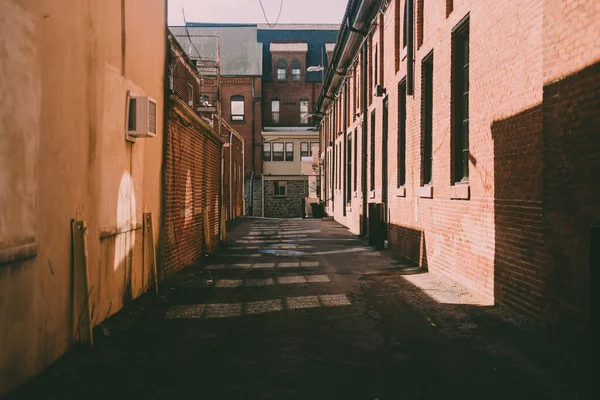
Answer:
542;62;599;330
324;0;599;332
221;122;245;221
164;96;223;276
221;76;262;178
263;80;322;127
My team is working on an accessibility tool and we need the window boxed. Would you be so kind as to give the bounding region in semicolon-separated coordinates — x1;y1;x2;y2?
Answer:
276;60;286;80
353;129;358;192
452;16;469;182
188;84;194;107
292;60;301;81
395;0;400;71
271;99;280;124
300;99;309;124
301;142;310;158
403;0;408;48
272;142;284;161
347;133;352;200
398;80;407;187
311;142;319;158
422;52;433;185
370;110;376;191
231;95;244;121
274;181;286;196
379;14;384;85
262;142;272;161
285;142;294;161
338;143;342;190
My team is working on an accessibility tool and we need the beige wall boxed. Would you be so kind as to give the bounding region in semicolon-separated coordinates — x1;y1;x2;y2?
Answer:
0;0;166;395
262;133;319;175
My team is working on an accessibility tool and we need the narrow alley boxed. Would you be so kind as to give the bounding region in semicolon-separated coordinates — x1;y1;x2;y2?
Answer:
8;218;587;400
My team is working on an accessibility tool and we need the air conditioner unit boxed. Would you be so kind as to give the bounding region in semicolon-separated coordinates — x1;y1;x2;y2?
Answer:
128;96;157;138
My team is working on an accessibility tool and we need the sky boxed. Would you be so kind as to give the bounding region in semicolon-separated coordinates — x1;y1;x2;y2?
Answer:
168;0;348;26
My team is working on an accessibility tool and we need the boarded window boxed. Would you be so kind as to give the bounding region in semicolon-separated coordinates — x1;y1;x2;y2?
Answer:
231;95;244;121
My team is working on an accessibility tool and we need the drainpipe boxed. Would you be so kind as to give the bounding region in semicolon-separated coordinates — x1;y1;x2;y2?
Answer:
261;174;265;217
332;104;336;214
229;130;233;220
250;78;256;215
322;117;327;207
361;40;368;237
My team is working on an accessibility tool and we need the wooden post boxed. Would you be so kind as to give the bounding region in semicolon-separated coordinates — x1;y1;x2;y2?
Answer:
143;213;159;295
203;206;212;254
220;204;227;241
72;220;93;346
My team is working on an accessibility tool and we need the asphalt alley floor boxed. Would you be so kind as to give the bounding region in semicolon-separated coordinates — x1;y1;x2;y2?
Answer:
8;218;590;399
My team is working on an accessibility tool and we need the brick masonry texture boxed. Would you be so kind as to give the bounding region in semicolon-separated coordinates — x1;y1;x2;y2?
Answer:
320;0;599;333
164;97;223;276
264;180;307;218
221;77;263;179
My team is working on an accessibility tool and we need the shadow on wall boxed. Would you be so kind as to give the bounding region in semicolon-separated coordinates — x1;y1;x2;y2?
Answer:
387;224;428;270
491;62;599;384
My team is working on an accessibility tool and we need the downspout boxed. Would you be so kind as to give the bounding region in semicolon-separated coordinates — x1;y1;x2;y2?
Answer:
261;174;265;217
242;136;245;216
250;78;256;215
229;130;233;220
322;117;327;207
332;103;336;214
360;41;368;237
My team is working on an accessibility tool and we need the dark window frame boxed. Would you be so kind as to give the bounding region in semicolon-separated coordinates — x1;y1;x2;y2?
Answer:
353;128;358;192
452;16;470;183
421;52;434;186
398;79;407;187
370;110;376;191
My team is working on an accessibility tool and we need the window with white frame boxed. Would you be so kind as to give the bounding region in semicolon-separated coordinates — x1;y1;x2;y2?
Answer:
276;60;286;80
292;60;301;81
274;181;287;196
272;99;280;124
272;142;284;161
231;95;244;121
262;142;272;161
285;142;294;161
300;99;309;124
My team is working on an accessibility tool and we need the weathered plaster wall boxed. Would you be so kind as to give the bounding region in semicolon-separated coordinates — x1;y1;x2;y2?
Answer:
0;0;166;395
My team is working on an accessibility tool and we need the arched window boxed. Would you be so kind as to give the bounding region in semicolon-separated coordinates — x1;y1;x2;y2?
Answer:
291;60;301;81
230;95;244;121
276;60;286;80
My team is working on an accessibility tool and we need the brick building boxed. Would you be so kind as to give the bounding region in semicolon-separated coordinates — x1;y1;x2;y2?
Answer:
317;0;599;341
164;33;244;275
171;23;339;217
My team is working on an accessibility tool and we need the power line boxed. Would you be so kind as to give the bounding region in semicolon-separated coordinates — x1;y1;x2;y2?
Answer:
258;0;284;28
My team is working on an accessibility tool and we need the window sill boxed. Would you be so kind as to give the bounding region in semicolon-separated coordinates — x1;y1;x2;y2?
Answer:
230;120;245;124
0;241;37;265
451;183;470;200
273;195;287;198
369;190;376;199
396;186;406;197
418;185;433;198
